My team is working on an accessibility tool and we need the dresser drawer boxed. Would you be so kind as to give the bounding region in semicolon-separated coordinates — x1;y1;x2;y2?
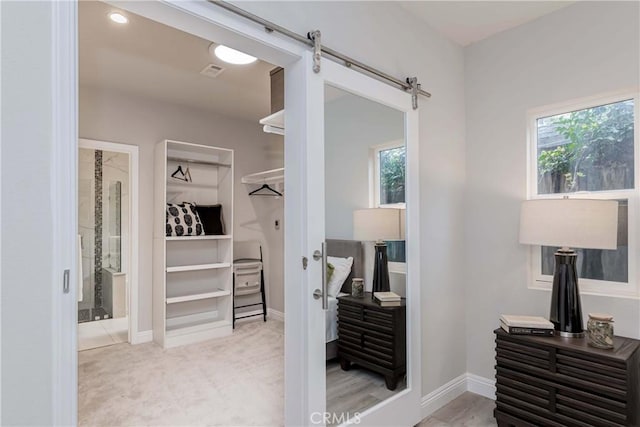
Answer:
494;329;639;427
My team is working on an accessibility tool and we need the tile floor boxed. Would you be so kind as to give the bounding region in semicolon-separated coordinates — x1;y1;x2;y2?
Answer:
78;316;128;351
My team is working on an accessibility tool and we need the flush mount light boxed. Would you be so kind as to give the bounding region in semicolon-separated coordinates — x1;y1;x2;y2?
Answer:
109;12;128;24
211;44;257;65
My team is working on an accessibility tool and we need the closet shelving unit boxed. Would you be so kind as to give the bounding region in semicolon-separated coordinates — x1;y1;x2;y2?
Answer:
153;140;234;348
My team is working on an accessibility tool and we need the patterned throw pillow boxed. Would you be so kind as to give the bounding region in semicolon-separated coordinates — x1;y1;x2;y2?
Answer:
166;202;205;237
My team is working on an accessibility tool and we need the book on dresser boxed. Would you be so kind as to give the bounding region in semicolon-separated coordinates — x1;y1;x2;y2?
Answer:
499;321;554;336
373;291;401;307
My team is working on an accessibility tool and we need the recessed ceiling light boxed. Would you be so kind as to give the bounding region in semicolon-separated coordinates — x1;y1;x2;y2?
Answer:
109;12;128;24
212;45;257;65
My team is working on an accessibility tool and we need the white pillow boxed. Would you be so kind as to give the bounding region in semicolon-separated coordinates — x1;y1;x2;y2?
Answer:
327;256;353;297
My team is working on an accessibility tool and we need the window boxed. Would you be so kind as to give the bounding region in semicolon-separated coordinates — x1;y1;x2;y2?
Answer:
371;141;406;267
528;93;639;298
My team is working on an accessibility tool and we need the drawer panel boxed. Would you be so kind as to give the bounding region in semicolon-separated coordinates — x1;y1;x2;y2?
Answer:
496;355;628;401
497;366;629;420
363;308;393;326
362;337;393;357
338;316;394;335
338;323;393;342
556;394;627;426
556;362;627;390
556;353;627;381
338;306;362;321
338;345;394;368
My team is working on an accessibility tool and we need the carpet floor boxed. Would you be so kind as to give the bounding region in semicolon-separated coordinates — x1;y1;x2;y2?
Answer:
79;320;284;426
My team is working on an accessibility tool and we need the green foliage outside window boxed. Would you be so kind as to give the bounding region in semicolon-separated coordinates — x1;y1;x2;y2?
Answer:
379;146;406;204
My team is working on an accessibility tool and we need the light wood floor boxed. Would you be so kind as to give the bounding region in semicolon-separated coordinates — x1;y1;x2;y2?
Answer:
419;392;497;426
326;359;407;425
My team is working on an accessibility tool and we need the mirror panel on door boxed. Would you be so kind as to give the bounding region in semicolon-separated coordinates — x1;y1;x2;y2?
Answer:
324;83;407;424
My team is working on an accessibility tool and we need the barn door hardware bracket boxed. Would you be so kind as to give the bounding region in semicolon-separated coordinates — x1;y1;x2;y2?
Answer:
307;30;322;73
406;77;420;110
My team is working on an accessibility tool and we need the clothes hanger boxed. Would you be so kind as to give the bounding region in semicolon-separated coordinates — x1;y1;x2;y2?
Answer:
249;183;283;197
184;166;192;183
171;165;188;181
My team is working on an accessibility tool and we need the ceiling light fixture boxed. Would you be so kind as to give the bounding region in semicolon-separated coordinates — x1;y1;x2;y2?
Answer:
211;44;257;65
109;12;128;24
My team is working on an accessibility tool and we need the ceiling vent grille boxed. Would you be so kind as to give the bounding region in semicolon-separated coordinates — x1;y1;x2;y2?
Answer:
200;64;225;78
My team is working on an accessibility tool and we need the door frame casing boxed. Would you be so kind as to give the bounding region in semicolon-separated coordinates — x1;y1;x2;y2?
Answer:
78;138;140;345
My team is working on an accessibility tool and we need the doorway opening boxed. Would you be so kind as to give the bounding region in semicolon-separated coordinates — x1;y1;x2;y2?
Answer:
77;140;137;351
77;2;285;425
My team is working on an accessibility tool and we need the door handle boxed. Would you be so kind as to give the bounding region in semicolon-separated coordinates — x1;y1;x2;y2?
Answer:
313;242;328;310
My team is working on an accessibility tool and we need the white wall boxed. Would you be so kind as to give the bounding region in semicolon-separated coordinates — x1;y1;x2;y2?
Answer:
1;1;55;424
80;86;285;329
464;1;640;381
236;1;468;396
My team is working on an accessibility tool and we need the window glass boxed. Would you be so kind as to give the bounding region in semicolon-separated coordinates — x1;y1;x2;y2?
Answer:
536;99;635;194
379;146;406;204
386;241;406;263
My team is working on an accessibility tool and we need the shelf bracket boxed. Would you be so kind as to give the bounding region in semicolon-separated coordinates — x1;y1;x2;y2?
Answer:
308;30;322;73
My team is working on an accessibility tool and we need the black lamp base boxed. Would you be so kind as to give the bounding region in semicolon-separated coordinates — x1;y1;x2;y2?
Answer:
372;242;390;298
550;248;584;338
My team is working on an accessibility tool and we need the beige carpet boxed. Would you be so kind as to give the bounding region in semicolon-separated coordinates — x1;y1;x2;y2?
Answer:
79;320;284;427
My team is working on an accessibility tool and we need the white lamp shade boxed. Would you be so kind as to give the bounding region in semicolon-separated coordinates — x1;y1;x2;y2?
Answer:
519;199;618;250
353;208;405;241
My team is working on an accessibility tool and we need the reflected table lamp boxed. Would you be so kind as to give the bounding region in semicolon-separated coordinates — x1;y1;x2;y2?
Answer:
519;198;618;337
353;208;405;297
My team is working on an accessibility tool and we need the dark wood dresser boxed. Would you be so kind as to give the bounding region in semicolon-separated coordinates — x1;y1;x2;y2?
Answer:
494;328;640;427
337;292;406;390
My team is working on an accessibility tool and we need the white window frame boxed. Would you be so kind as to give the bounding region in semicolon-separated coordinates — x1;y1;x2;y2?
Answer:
370;140;406;274
526;89;640;299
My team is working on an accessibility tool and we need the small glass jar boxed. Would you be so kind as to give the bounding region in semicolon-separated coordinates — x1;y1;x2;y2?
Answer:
587;313;614;349
351;278;364;298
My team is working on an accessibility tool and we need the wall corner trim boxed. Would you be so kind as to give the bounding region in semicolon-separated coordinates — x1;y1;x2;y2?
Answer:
421;373;496;420
131;330;153;345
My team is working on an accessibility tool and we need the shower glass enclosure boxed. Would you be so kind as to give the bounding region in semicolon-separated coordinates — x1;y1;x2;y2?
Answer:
78;148;129;323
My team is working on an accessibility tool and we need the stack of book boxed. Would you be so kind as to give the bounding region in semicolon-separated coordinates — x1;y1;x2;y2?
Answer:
373;292;401;307
500;315;555;336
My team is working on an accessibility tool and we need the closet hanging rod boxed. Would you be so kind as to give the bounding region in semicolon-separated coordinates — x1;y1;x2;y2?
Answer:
207;0;432;99
167;156;231;167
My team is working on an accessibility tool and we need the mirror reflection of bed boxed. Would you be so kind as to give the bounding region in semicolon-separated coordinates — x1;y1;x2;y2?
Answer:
325;239;407;421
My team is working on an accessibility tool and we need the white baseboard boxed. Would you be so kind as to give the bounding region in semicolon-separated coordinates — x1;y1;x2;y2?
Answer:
466;373;496;400
420;374;468;419
131;330;153;344
267;308;284;322
421;373;495;419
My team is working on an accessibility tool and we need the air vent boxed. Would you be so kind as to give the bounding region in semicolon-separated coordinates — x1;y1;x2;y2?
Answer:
200;64;224;78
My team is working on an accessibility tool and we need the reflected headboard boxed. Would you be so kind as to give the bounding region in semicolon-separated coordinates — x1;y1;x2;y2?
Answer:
326;239;364;294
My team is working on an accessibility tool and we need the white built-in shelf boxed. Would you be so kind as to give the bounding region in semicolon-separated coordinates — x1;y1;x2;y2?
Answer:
167;182;218;191
166;262;231;273
166;235;232;241
166;289;231;304
241;167;284;185
167;156;231;168
166;319;231;336
259;110;284;135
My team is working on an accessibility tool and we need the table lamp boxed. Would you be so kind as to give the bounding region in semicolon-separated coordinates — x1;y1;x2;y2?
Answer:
519;198;618;337
353;208;405;296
